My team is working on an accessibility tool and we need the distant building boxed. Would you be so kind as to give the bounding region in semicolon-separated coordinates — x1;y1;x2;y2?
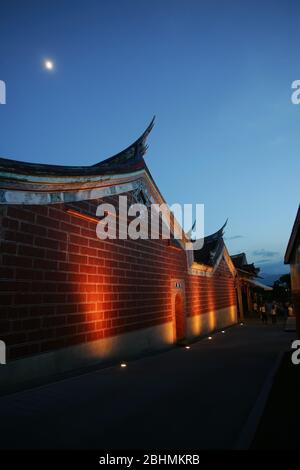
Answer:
0;120;238;392
231;253;272;319
284;204;300;337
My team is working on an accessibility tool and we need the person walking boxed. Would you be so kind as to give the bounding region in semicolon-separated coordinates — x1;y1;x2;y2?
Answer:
261;303;268;324
271;302;277;324
288;303;294;317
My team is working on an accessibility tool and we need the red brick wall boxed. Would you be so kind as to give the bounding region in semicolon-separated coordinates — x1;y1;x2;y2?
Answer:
0;196;236;361
186;258;236;318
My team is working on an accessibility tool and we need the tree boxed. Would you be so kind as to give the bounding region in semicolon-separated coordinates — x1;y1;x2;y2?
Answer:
272;273;291;303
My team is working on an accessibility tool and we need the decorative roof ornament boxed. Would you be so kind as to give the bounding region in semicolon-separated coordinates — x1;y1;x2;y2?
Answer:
205;219;228;242
92;116;155;169
192;219;228;267
186;219;196;241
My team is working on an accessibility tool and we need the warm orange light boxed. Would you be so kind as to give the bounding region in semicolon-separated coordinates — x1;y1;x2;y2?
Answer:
208;311;216;330
229;304;237;323
66;208;99;224
168;240;183;252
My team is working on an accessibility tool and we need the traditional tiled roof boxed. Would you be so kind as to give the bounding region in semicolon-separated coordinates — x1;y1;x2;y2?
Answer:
231;253;247;268
231;253;260;277
0;117;155;181
284;204;300;264
193;221;227;267
240;263;260;277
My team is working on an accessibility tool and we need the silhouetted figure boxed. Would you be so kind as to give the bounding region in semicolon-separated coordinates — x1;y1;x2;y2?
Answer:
271;302;277;324
261;304;268;324
253;301;258;316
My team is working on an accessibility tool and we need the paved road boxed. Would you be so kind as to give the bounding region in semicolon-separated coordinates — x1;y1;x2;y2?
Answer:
0;320;295;449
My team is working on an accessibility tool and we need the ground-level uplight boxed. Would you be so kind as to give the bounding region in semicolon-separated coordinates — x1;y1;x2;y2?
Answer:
240;322;244;326
221;330;225;334
208;336;212;340
120;362;127;368
185;346;191;349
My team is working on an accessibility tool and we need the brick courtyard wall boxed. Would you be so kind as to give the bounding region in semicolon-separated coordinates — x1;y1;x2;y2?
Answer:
0;195;236;361
186;258;236;318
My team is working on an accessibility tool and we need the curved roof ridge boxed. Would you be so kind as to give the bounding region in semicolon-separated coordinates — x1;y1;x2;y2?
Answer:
0;117;155;178
92;116;155;168
203;219;228;242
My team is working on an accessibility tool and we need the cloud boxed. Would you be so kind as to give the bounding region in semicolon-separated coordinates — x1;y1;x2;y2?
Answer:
224;235;244;241
259;261;289;276
255;258;274;265
252;249;279;258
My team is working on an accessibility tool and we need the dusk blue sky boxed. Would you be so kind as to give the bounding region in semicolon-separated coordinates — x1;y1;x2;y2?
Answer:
0;0;299;277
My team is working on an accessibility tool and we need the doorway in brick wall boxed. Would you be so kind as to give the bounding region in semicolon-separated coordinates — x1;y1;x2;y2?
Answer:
171;280;186;343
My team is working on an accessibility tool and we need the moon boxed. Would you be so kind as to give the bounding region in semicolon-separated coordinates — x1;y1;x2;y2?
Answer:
44;59;54;71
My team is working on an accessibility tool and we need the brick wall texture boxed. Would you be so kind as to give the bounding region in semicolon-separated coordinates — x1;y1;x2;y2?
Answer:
0;194;236;361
